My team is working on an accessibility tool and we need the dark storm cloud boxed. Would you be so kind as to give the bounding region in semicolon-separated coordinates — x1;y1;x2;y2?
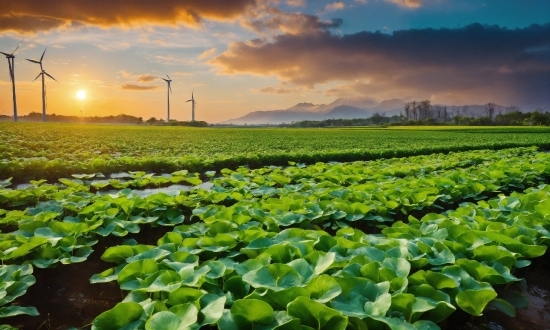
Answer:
0;0;259;33
212;23;550;108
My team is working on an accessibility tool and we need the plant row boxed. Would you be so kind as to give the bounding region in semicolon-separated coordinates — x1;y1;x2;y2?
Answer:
1;149;548;270
88;184;550;329
2;123;550;182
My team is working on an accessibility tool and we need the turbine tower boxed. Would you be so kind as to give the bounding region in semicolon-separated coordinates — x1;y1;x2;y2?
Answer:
26;48;57;122
161;75;172;122
186;90;197;122
1;40;23;122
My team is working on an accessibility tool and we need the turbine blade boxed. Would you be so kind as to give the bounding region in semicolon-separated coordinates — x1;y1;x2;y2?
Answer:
11;39;24;55
186;100;192;102
26;59;40;64
0;52;10;56
40;48;47;62
29;72;42;86
169;85;172;94
194;101;198;105
161;78;168;82
167;75;171;80
44;71;57;81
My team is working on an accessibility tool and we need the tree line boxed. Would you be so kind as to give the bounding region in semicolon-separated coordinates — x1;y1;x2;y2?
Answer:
280;101;549;128
402;100;549;126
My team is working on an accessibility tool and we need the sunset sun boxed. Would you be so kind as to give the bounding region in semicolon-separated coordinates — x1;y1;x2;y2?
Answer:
76;90;86;100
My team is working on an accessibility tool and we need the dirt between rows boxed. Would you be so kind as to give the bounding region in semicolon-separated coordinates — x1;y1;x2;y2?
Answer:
9;229;550;330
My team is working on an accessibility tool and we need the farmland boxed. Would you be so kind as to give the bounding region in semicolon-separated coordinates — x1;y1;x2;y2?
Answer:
0;124;549;329
1;123;550;182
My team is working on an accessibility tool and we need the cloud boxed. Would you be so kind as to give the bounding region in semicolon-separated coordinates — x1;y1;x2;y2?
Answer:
121;84;159;91
324;2;345;12
137;74;158;83
286;0;306;6
257;86;293;94
198;47;217;60
212;23;550;108
386;0;422;8
0;0;259;33
244;7;342;35
95;41;131;51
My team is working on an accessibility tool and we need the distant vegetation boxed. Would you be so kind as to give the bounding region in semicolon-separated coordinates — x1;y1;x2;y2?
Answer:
402;101;550;126
0;113;209;127
0;112;144;124
282;101;550;127
145;117;209;127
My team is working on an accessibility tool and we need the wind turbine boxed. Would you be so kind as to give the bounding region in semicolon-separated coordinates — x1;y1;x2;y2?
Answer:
1;40;23;122
161;75;172;122
186;89;197;121
26;48;57;122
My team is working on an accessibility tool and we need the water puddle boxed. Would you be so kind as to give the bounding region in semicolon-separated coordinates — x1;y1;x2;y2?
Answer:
98;182;214;197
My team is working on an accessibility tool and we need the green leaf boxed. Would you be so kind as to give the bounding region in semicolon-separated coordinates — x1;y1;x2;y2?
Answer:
92;302;144;330
455;289;497;316
168;287;205;306
305;275;342;303
486;298;516;317
145;311;181;330
223;276;250;300
0;305;39;317
287;296;348;330
199;294;226;325
267;287;309;310
101;245;135;264
242;264;302;292
231;299;274;325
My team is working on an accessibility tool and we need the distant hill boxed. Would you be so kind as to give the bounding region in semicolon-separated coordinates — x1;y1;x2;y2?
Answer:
220;99;522;125
221;99;406;125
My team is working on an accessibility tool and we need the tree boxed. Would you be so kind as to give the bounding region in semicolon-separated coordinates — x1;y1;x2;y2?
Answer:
485;103;496;121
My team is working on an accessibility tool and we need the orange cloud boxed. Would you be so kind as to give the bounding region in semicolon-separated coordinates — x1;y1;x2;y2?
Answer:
257;86;293;94
121;84;159;91
386;0;422;8
137;74;158;83
324;2;345;12
244;7;342;35
198;48;217;60
0;0;259;33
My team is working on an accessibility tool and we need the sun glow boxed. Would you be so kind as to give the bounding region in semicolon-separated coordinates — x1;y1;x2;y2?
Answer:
76;90;86;100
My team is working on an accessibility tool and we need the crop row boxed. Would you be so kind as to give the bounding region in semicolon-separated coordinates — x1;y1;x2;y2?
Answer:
0;147;543;210
0;147;548;328
88;184;550;329
0;149;548;270
1;123;550;182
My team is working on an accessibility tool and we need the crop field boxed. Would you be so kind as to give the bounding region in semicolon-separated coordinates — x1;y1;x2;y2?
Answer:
1;123;550;182
0;124;549;329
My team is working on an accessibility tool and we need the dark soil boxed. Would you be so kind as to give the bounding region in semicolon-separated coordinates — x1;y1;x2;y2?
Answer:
9;226;171;330
7;227;550;329
444;251;550;330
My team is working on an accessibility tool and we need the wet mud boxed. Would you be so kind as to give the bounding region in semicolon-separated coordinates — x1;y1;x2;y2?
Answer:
9;226;171;330
7;228;550;329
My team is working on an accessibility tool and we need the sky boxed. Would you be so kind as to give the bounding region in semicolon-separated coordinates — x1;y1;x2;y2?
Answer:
0;0;549;123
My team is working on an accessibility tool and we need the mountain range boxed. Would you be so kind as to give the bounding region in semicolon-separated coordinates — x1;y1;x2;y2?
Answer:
221;98;406;125
220;98;514;125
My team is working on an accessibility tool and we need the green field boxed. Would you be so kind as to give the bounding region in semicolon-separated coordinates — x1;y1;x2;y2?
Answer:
1;123;550;182
0;124;549;329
